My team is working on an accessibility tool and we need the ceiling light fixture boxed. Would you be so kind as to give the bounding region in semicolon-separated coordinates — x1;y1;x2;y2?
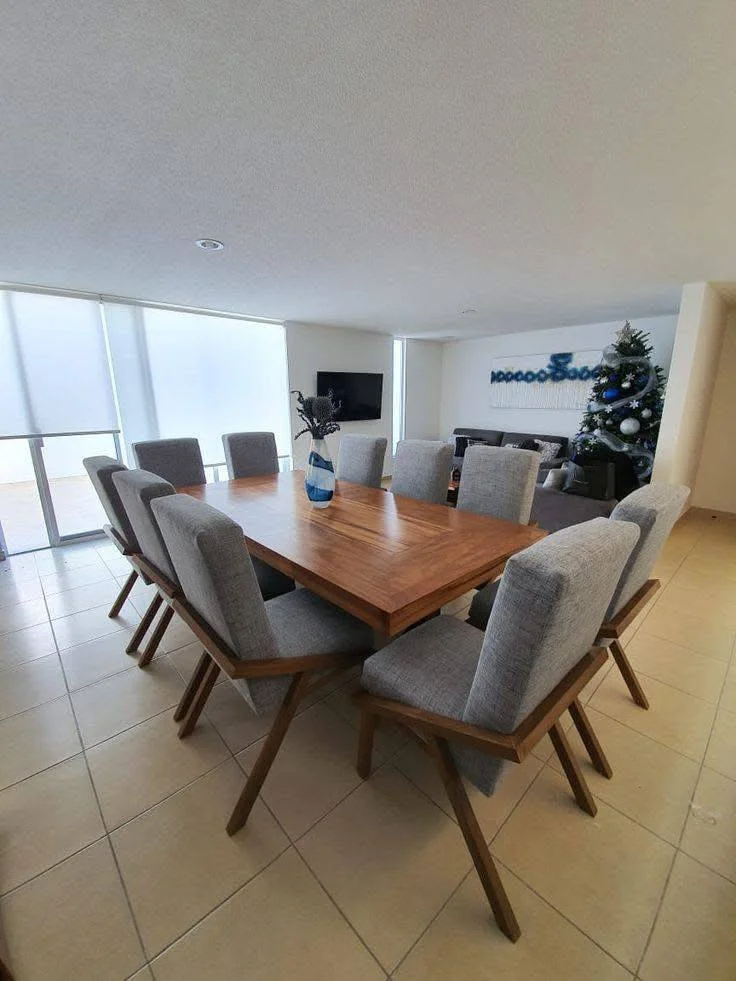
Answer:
195;238;224;251
461;308;477;315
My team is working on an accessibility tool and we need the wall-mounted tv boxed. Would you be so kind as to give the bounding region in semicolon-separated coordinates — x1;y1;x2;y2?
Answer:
317;371;383;422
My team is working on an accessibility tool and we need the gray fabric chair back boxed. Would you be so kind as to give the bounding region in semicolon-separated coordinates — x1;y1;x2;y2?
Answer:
457;445;540;523
151;494;281;713
458;518;640;795
607;483;690;618
83;456;139;551
112;470;178;585
336;434;387;488
391;440;454;505
222;432;279;479
132;438;206;488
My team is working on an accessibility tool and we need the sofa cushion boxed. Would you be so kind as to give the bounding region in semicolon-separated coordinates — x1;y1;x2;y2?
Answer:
452;428;504;446
500;432;569;458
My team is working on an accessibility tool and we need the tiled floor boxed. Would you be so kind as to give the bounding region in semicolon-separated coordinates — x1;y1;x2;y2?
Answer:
0;509;735;980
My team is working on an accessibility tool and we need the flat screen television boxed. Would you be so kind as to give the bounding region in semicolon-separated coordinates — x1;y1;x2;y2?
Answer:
316;371;383;421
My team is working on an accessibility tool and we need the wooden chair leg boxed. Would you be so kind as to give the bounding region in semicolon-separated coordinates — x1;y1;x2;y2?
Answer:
610;639;649;709
569;698;612;778
108;570;138;618
173;650;211;722
549;721;597;817
125;592;163;654
138;604;174;668
177;660;221;739
357;709;376;779
430;736;521;942
226;673;311;836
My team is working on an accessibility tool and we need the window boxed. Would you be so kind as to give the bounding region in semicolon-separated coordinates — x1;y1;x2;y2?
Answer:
392;338;406;452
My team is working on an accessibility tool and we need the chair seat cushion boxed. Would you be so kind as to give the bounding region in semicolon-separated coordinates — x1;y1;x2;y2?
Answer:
467;579;501;631
362;615;483;720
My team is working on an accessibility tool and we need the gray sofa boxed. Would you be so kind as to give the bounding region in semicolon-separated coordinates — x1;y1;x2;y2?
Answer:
451;427;616;532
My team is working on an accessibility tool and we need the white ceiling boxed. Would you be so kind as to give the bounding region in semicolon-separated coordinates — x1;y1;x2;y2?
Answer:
2;1;736;338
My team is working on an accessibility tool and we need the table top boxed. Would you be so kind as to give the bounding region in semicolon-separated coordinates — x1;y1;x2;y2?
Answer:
180;471;544;636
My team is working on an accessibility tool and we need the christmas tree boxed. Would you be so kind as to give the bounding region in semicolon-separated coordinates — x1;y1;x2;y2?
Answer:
573;322;666;482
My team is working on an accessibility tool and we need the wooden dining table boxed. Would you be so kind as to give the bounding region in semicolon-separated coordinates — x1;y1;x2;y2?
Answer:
180;471;545;637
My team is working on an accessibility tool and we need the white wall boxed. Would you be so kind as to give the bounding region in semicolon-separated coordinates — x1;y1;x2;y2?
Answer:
404;339;443;441
285;322;393;473
652;283;727;493
691;306;736;512
440;316;677;441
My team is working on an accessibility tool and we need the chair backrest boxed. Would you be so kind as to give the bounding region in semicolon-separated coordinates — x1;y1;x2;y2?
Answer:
336;434;387;488
391;440;454;505
457;445;540;523
457;517;640;795
222;432;279;479
112;470;178;585
132;438;206;488
82;456;139;552
607;483;690;618
151;494;281;712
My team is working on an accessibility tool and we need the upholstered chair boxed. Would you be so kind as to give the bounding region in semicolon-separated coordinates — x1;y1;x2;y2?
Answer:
151;493;374;833
336;434;388;489
355;517;640;941
391;439;454;505
132;438;206;488
457;444;540;523
222;432;279;479
601;483;690;707
112;469;179;666
82;455;140;617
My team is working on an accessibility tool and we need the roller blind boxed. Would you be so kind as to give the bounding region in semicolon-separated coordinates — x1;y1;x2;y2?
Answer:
104;302;291;466
0;290;118;438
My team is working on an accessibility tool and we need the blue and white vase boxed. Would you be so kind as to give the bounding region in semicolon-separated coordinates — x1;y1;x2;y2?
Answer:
305;438;335;507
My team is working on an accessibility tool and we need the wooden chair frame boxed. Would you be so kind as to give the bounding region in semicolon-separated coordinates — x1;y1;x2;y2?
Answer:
168;593;373;835
105;524;179;667
597;578;660;709
353;647;612;942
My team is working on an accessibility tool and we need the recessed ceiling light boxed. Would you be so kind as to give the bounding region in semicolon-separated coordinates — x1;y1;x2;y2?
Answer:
195;238;224;251
461;308;477;315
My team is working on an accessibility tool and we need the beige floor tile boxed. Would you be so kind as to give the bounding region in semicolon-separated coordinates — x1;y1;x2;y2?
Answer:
127;969;154;980
625;633;728;703
40;562;115;595
52;602;139;650
395;867;631;981
237;702;368;839
441;590;476;615
202;680;273;753
656;585;736;629
157;616;198;654
102;553;136;576
393;740;544;840
493;768;674;971
324;678;410;759
590;670;716;762
0;755;104;894
0;696;81;791
166;642;225;688
578;659;613;705
88;709;229;829
151;848;384;981
638;605;735;661
720;664;736;714
640;852;736;981
704;708;736;781
0;554;40;584
0;577;43;609
59;628;140;691
547;707;699;843
530;710;575;762
0;654;67;721
0;621;56;670
1;839;145;981
0;598;48;636
34;545;107;576
111;759;288;958
46;579;122;619
681;767;736;883
71;658;185;747
299;765;471;973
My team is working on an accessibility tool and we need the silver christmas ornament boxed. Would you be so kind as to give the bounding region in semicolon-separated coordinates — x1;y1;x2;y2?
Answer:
641;408;652;419
621;381;631;389
619;417;641;435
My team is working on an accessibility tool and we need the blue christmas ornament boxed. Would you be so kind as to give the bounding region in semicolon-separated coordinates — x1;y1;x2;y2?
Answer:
603;387;620;401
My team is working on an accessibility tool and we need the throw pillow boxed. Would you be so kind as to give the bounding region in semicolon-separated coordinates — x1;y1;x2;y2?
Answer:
511;438;540;451
562;461;615;500
534;439;563;462
543;467;566;490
